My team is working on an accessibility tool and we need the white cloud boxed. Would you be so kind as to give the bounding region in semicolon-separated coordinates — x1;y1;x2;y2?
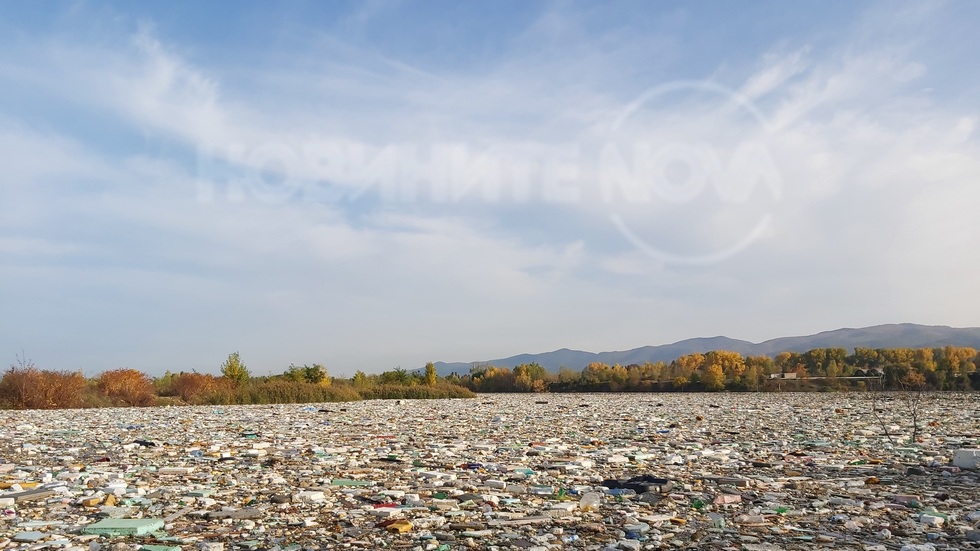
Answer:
1;2;978;374
740;49;808;101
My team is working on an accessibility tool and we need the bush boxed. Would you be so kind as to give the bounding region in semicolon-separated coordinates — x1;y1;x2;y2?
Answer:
162;372;233;404
196;380;473;405
98;369;155;406
0;366;89;409
201;379;362;405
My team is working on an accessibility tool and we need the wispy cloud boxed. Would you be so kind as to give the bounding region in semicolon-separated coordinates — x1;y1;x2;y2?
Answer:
0;1;978;374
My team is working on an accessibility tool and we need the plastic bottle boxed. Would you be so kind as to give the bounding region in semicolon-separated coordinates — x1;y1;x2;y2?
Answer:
579;492;601;511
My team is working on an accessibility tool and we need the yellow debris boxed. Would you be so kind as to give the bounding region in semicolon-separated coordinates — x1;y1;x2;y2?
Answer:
385;520;413;533
0;481;38;490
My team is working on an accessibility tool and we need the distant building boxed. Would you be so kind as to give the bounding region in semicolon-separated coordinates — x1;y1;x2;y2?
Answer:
769;372;798;380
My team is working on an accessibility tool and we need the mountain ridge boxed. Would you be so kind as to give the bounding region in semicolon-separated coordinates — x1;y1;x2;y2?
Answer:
430;323;980;376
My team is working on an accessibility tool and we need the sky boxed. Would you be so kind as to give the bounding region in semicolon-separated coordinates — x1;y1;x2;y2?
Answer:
1;1;979;377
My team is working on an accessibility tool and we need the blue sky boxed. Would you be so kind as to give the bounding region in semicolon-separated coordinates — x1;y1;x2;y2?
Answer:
2;1;979;377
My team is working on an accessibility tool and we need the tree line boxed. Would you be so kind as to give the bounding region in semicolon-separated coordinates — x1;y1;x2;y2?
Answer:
2;346;976;409
452;346;979;393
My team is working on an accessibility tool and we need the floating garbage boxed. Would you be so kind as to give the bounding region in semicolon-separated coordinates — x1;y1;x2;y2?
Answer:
0;393;976;548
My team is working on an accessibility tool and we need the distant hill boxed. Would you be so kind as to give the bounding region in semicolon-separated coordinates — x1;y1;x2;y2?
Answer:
431;323;980;376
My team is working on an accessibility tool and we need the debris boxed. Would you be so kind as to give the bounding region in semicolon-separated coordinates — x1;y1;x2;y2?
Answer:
0;393;974;549
81;519;165;536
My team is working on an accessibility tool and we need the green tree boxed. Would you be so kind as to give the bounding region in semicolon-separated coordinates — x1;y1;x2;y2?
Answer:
804;349;828;376
221;352;250;385
742;364;762;391
826;359;841;378
286;363;329;385
378;367;411;385
851;348;882;368
283;364;305;382
557;366;579;383
424;362;437;386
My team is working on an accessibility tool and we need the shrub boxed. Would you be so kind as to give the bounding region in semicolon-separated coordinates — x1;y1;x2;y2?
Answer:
0;366;88;409
164;372;232;404
202;379;362;405
359;383;474;400
98;369;155;406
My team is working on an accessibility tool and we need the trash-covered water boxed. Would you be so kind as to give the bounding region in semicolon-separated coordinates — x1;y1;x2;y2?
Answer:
0;392;978;550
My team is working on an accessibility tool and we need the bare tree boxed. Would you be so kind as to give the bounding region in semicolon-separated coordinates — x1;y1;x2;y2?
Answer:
869;373;897;446
869;371;925;446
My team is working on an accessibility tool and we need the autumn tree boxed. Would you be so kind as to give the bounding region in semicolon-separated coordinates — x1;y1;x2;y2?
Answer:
469;365;515;392
221;352;250;385
608;364;629;385
742;363;763;391
98;369;155;406
424;362;438;386
629;361;664;383
741;355;773;390
308;363;330;385
825;359;841;378
774;351;802;374
166;372;229;403
512;362;549;392
581;362;610;385
351;370;370;388
913;348;936;373
669;353;705;381
0;356;88;409
701;363;725;391
826;348;848;371
705;350;745;380
513;363;548;381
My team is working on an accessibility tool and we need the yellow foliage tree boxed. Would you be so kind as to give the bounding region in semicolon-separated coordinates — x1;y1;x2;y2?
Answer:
701;364;725;391
706;350;746;379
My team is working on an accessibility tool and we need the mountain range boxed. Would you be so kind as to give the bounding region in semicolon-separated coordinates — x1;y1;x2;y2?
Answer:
430;323;980;376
